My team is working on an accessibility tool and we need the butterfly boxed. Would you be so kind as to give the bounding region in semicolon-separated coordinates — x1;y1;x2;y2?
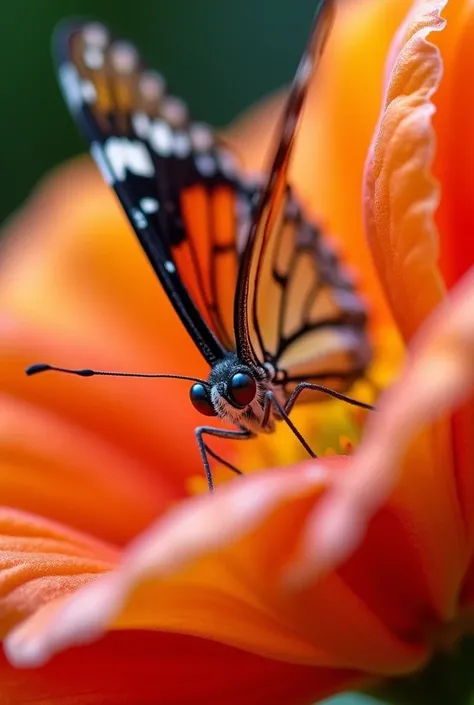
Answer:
27;0;373;490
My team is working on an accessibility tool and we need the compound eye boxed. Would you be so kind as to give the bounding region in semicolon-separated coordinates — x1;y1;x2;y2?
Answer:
228;372;257;408
189;383;217;417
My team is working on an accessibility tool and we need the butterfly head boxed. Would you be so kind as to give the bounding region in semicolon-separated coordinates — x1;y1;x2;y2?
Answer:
189;353;272;428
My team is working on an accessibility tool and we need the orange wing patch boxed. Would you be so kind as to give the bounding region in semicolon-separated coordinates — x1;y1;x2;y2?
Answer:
177;184;239;349
211;186;239;342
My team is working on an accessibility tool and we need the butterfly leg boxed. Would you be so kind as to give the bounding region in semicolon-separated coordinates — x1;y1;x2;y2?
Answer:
263;391;317;458
203;444;244;477
195;426;253;492
284;382;375;416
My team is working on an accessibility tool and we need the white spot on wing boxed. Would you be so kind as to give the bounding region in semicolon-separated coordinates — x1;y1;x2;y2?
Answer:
173;131;191;158
140;197;159;214
132;112;150;139
111;41;139;74
139;70;166;101
90;142;114;185
161;96;188;127
164;261;176;273
150;120;174;157
295;54;312;87
83;23;109;48
58;62;82;112
131;208;147;229
195;154;216;176
81;80;97;104
83;46;104;70
104;137;155;181
190;123;214;151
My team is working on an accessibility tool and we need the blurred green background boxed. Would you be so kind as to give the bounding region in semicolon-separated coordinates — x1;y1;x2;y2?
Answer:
0;0;324;227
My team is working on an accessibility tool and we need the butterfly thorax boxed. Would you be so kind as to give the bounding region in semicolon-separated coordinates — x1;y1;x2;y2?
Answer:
207;353;282;433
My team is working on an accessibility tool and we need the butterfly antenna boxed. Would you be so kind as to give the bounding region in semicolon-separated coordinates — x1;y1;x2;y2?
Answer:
317;386;375;412
25;363;206;385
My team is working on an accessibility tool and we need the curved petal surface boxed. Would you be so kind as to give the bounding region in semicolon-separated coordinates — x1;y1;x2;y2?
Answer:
2;630;361;705
364;0;447;342
0;508;117;639
0;389;171;545
6;467;428;676
433;0;474;287
431;0;474;554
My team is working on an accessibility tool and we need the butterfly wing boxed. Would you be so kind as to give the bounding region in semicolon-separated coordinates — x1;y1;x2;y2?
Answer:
53;20;254;365
258;190;372;400
234;0;371;397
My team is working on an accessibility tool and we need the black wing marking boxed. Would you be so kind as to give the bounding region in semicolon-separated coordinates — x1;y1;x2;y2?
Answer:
53;20;255;365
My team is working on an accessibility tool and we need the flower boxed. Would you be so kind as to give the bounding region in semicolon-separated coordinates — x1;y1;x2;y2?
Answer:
1;1;474;704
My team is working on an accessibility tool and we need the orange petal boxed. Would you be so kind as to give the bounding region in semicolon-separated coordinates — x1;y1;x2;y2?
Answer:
364;0;447;342
433;0;474;287
0;316;197;545
0;508;117;638
430;1;474;536
0;388;174;546
432;0;474;538
290;266;474;586
6;466;428;676
228;0;413;330
1;630;361;705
